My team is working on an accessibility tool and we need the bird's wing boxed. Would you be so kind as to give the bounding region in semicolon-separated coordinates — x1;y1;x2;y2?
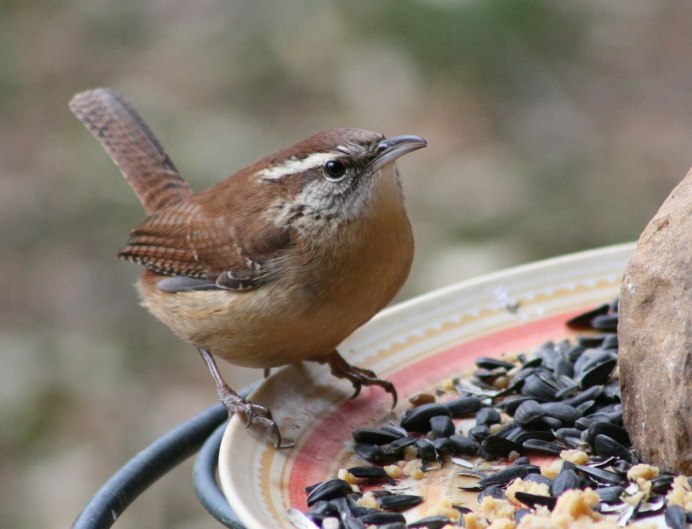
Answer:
119;199;293;291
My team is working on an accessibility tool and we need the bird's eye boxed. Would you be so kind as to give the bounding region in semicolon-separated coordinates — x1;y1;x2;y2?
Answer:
323;159;347;181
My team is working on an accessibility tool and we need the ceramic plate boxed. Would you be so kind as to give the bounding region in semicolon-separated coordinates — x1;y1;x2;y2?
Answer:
219;243;640;528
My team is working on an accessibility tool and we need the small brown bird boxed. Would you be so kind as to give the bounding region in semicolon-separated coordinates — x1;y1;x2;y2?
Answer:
69;88;426;447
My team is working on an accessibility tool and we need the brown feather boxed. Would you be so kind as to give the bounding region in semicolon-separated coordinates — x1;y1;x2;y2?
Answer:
69;88;193;214
119;174;295;282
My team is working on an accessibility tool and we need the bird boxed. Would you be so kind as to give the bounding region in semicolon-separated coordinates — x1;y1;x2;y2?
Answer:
69;88;426;447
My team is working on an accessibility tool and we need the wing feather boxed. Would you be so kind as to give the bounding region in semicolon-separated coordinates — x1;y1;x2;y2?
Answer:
119;195;293;289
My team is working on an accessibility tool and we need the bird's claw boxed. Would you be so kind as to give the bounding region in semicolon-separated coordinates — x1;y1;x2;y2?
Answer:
321;351;398;408
219;390;291;448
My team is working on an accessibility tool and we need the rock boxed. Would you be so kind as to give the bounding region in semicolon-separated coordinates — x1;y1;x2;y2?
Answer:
618;168;692;474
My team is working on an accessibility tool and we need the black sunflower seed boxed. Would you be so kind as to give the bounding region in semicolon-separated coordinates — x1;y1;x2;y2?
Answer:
522;438;565;455
381;425;409;438
593;434;632;461
381;436;417;459
347;466;388;480
353;443;393;465
563;386;603;407
521;373;558;400
475;407;502;426
306;479;353;505
579;359;617;389
475;357;516;370
524;473;553;487
554;383;580;400
594;485;624;503
575;465;626;486
473;464;540;489
553;356;575;377
575;417;594;430
330;496;363;528
540;402;580;425
513;400;545;425
444;397;482;418
591;314;618;331
482;435;520;458
586;421;630;447
407;515;452;529
353;427;404;445
432;437;452;455
429;415;455;438
478;486;505;502
602;380;621;402
550;469;580;497
601;333;618;349
664;505;688;529
358;511;406;525
574;348;614;373
555;428;582;442
506;427;554;445
541;416;563;430
415;439;438;462
447;434;480;455
400;403;450;433
613;458;632;473
566;303;610;330
350;505;378;518
587;410;623;426
378;494;423;512
576;335;608;347
474;367;496;380
564;344;587;363
468;424;490;442
514;491;556;510
576;400;596;415
650;474;675;494
307;500;336;517
497;396;536;415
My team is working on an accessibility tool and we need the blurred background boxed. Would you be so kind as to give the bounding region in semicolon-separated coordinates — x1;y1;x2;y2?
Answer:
1;1;691;527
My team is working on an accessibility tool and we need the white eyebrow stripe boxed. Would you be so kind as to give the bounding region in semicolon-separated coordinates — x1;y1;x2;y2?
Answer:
258;152;336;181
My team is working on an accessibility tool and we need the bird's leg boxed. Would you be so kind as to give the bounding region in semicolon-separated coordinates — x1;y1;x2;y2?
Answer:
315;350;398;407
198;348;293;448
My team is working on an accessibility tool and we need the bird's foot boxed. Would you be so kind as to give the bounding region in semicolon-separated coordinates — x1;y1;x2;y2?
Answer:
198;348;294;448
318;350;398;408
217;385;294;448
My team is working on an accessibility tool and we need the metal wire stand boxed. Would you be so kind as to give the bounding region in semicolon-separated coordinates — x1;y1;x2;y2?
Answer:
72;401;247;529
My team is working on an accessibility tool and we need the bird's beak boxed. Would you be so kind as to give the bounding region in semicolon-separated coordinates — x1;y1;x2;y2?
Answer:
369;135;427;173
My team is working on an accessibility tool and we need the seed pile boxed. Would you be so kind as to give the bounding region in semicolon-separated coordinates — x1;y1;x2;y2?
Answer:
296;301;692;529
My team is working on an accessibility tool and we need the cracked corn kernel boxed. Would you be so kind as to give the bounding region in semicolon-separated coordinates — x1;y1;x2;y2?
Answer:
480;496;516;521
432;498;461;522
356;491;377;510
488;519;516;529
463;512;488;529
559;449;589;465
442;378;456;391
337;468;357;485
626;463;659;481
540;459;563;479
384;464;401;479
403;444;418;461
403;458;424;479
666;475;692;510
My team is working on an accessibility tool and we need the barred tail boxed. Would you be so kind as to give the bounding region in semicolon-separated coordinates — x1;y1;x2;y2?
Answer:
69;88;193;214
